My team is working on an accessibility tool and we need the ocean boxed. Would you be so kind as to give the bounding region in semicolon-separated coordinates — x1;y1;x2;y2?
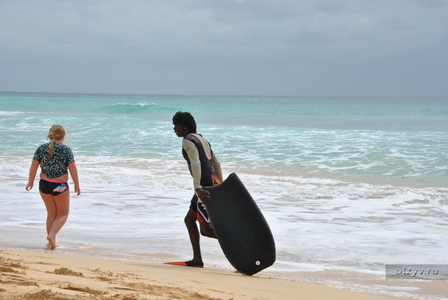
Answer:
1;92;447;299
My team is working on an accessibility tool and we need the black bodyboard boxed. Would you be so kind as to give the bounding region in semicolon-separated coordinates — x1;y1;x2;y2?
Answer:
203;173;276;275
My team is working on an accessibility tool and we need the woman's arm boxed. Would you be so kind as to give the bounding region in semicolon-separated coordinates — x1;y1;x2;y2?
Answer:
26;160;40;191
68;162;81;196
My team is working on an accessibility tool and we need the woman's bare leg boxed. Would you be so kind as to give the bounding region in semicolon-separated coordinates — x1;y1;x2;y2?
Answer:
40;191;70;249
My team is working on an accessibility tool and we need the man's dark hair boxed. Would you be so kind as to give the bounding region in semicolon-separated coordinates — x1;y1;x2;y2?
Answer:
172;111;197;133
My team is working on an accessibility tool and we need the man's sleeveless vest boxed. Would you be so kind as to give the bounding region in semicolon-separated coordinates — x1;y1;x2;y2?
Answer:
182;134;216;186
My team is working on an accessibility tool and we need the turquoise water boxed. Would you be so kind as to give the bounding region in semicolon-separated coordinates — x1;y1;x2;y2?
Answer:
1;92;447;186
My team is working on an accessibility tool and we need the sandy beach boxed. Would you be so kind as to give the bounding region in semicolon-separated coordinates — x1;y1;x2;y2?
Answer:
0;249;414;300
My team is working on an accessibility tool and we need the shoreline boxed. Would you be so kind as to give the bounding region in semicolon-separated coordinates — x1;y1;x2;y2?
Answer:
1;248;410;300
1;155;447;299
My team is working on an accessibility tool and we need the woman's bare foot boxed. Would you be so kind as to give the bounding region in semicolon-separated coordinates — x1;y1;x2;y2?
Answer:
46;235;57;249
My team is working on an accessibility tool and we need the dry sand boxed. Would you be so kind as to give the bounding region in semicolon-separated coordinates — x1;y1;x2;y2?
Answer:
0;249;410;300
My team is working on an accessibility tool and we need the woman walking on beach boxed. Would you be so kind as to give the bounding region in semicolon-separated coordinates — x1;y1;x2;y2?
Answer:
172;112;223;267
26;125;81;249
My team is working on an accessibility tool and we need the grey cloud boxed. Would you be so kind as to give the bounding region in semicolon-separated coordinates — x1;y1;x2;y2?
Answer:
0;0;447;96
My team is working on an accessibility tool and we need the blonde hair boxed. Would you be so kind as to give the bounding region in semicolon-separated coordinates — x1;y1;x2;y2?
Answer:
47;125;66;159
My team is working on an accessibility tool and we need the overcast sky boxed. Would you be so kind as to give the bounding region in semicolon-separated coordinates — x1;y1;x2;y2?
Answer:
1;0;447;96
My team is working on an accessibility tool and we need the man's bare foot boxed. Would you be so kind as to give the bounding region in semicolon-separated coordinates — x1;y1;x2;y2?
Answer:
185;260;204;267
46;236;57;249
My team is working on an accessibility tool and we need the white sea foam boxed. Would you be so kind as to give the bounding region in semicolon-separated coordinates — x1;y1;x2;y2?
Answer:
0;111;24;116
2;155;447;274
